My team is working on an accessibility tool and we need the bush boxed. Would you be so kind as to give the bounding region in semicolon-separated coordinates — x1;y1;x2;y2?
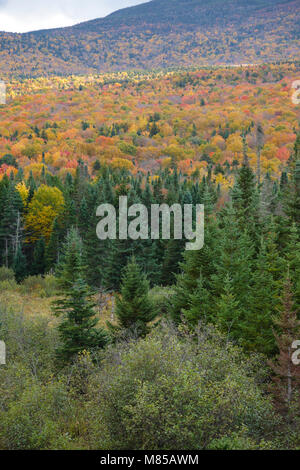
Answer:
0;279;18;292
87;323;280;450
19;275;58;297
0;382;78;450
0;266;15;282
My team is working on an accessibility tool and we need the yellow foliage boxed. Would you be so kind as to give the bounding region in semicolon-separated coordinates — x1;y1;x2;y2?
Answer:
25;185;64;243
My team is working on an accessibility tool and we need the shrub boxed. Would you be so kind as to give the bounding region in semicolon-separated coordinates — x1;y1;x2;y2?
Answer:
0;266;15;282
0;382;78;450
19;275;58;297
0;279;18;292
87;323;280;450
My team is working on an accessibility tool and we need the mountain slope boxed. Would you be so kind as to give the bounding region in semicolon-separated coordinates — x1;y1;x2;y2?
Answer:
0;0;299;77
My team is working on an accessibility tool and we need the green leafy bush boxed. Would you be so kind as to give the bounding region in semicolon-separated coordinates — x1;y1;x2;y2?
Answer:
87;323;279;450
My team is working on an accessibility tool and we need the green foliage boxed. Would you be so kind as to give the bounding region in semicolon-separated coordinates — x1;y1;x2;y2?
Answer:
87;323;279;450
57;227;85;289
114;257;156;337
0;266;15;282
53;277;108;365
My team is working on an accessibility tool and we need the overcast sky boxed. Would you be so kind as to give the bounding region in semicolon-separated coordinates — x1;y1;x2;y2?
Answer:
0;0;149;33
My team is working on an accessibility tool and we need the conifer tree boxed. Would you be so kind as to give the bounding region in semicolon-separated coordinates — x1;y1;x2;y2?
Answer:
233;138;257;227
285;223;300;312
45;217;61;272
212;205;254;319
57;227;85;289
216;274;242;340
53;277;108;365
0;182;23;267
182;275;211;327
31;237;46;275
244;235;282;355
269;273;300;413
170;216;218;324
13;245;27;283
114;257;155;336
286;159;300;229
256;123;264;186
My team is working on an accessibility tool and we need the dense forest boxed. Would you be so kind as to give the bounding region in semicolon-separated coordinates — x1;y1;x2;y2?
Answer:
0;61;300;449
0;0;299;77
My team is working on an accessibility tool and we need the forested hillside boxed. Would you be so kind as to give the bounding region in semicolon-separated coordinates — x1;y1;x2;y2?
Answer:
0;0;299;77
0;16;300;447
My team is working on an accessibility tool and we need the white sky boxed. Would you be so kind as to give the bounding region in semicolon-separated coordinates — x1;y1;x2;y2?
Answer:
0;0;149;33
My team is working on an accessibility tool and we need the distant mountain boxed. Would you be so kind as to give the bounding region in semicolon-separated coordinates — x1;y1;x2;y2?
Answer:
0;0;299;77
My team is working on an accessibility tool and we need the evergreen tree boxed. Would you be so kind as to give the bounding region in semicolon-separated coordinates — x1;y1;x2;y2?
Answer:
285;223;300;312
57;227;85;289
286;159;300;229
269;273;300;413
170;216;218;324
182;275;211;327
31;237;46;275
0;182;23;267
212;205;254;319
45;217;62;272
114;257;155;336
53;277;108;365
13;245;27;283
244;235;282;355
256;123;264;186
78;196;89;236
216;274;242;340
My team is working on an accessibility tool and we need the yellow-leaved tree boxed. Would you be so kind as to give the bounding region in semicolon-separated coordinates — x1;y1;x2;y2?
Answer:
25;185;65;243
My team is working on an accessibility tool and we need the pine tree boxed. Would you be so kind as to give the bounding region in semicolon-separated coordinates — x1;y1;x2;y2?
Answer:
286;159;300;229
212;205;254;319
53;277;108;365
57;227;85;289
182;275;211;327
0;182;24;267
160;238;184;286
31;237;46;275
269;274;300;413
256;123;264;186
216;274;242;340
78;196;89;236
114;257;155;337
170;216;218;324
13;245;27;283
233;136;257;230
45;217;62;272
244;235;282;355
285;223;300;312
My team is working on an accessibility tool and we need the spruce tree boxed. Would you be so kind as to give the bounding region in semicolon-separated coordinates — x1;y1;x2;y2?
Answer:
269;273;300;413
182;275;211;327
57;227;85;289
53;277;108;365
212;205;254;320
45;217;61;272
13;245;27;283
31;237;46;275
114;257;155;337
286;159;300;230
216;274;242;340
244;235;282;355
170;216;218;324
285;223;300;312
